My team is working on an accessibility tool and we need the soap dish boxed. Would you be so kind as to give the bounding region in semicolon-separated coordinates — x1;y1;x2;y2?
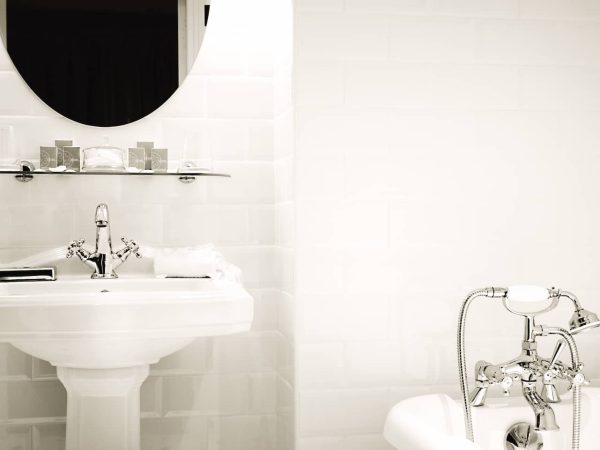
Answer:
178;161;211;174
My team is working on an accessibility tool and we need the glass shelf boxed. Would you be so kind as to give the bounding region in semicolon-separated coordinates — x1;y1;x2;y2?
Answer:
2;170;230;184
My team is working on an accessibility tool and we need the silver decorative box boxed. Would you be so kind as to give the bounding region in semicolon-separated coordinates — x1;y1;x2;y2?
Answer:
151;148;168;172
55;139;73;166
40;146;58;170
128;147;146;171
136;141;154;170
63;146;81;171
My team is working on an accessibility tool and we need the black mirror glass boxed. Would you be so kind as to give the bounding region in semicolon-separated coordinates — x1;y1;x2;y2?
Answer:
0;0;209;127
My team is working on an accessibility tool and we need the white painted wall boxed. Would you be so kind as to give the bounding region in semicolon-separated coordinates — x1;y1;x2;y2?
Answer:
0;0;289;449
293;1;600;449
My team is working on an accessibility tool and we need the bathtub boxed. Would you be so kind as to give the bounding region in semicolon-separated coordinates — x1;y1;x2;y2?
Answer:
384;388;600;450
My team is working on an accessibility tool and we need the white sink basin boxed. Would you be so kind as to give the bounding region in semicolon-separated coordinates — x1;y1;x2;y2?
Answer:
0;276;254;450
0;277;253;368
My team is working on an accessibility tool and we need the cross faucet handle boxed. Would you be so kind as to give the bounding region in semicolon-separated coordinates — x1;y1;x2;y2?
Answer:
121;237;142;258
66;239;86;258
501;376;513;396
571;372;587;387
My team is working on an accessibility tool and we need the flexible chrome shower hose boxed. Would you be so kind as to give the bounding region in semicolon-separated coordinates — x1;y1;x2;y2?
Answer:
457;288;491;442
544;327;581;450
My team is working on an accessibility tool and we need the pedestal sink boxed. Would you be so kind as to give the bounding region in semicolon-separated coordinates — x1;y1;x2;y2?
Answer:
0;276;254;450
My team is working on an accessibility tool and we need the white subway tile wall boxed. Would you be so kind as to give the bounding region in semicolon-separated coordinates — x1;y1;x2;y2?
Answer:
0;0;291;449
294;1;600;449
273;0;295;447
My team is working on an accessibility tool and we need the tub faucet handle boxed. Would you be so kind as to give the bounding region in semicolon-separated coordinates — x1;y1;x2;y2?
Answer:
469;381;488;407
571;372;587;388
501;376;513;396
549;339;567;369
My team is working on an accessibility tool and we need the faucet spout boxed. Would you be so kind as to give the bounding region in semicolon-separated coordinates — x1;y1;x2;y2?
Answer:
522;381;559;431
95;203;110;227
94;204;113;262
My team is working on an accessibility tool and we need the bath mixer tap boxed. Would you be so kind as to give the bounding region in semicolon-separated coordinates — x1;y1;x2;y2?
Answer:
66;203;141;278
458;286;599;450
469;325;580;431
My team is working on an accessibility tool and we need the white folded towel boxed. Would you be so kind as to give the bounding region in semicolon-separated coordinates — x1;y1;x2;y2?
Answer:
151;245;241;283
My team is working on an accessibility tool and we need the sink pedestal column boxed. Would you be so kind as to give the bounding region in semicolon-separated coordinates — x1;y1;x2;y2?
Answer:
57;365;150;450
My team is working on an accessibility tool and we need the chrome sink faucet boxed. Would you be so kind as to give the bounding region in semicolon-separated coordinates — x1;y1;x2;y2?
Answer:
66;203;141;278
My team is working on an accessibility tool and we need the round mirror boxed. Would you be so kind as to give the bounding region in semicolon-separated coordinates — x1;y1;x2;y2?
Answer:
0;0;210;127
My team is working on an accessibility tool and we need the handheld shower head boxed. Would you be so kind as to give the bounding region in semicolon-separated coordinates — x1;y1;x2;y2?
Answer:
502;286;559;317
569;308;600;335
555;290;600;335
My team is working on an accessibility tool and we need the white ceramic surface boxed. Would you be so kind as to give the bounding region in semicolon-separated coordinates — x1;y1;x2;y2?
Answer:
385;388;600;450
0;276;253;368
0;276;254;450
